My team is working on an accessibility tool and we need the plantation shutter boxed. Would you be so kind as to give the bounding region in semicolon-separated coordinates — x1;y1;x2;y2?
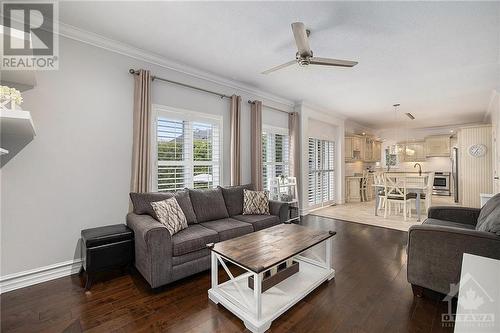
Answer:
154;110;221;192
308;138;336;206
262;129;290;190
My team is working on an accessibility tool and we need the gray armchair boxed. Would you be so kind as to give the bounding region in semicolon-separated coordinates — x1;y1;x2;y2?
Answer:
407;201;500;297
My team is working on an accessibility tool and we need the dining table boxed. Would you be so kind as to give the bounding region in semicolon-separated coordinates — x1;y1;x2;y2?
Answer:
373;173;429;222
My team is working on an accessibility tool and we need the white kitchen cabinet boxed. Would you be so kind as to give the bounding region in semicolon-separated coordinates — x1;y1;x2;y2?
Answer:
373;141;382;162
352;137;363;152
345;137;353;160
363;138;382;162
425;135;450;157
364;137;374;161
400;141;426;162
345;136;363;161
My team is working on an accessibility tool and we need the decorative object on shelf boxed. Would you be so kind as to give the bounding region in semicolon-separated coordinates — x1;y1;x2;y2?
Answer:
269;176;298;202
0;86;23;111
269;176;300;223
468;144;487;158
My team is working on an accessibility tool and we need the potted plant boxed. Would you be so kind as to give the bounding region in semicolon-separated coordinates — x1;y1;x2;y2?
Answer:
0;86;23;111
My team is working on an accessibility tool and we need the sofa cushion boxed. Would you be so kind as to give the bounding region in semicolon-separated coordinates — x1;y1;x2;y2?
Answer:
424;218;475;230
172;248;211;266
172;224;219;256
219;184;253;216
129;190;197;224
200;218;253;241
232;214;280;231
476;193;500;235
189;188;229;223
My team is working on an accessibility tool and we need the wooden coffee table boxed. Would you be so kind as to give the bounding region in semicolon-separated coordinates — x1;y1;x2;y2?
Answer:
208;224;336;333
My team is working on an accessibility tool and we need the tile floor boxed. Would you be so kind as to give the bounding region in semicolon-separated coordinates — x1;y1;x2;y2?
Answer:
310;195;458;232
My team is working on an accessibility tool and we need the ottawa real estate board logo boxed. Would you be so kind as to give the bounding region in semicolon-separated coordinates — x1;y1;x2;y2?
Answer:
1;1;59;70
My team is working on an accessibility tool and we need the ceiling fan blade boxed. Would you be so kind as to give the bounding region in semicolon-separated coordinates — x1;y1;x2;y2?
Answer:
261;60;296;74
309;57;358;67
291;22;312;57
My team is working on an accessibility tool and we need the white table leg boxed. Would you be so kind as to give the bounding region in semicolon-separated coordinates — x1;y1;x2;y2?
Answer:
254;272;262;320
211;251;218;289
326;238;335;280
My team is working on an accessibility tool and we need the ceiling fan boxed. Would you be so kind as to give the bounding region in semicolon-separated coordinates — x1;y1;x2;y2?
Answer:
262;22;358;74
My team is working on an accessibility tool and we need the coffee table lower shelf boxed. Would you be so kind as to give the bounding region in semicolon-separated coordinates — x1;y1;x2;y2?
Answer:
208;255;335;333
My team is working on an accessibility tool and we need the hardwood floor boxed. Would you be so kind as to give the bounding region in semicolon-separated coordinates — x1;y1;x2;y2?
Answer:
1;216;454;333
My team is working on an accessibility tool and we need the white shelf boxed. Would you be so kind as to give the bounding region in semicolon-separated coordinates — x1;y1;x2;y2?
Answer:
0;109;36;167
0;148;9;155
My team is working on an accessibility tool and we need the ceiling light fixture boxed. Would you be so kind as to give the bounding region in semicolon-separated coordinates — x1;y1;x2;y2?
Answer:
405;112;415;120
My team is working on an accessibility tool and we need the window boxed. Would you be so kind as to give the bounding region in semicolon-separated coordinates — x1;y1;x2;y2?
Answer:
153;106;221;192
308;138;335;206
262;126;290;189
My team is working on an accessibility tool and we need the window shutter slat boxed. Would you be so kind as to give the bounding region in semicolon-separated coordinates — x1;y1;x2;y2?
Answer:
155;112;221;192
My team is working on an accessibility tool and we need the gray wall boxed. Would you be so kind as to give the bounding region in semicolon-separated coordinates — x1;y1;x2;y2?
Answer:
0;37;292;276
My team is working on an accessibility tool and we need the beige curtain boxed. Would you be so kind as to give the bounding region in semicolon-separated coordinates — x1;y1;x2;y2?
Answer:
230;95;242;186
250;100;263;191
130;69;152;193
288;112;300;179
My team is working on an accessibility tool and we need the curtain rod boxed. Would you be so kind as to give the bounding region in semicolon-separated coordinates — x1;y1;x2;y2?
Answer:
129;69;231;99
247;100;291;114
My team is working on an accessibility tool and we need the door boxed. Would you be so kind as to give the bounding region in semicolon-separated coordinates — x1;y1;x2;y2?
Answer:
308;138;336;209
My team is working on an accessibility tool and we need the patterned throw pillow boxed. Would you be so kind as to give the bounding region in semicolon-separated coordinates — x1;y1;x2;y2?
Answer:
243;189;270;215
151;197;188;235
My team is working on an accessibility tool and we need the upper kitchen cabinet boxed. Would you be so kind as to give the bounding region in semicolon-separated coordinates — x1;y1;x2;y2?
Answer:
400;141;426;162
373;141;382;162
345;135;381;162
364;137;382;162
425;135;451;157
345;136;363;161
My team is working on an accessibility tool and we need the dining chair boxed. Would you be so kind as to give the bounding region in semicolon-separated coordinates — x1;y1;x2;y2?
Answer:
384;174;412;221
374;172;386;210
361;170;370;202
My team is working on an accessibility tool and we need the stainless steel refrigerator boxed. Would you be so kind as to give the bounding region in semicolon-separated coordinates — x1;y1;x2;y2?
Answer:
451;147;459;203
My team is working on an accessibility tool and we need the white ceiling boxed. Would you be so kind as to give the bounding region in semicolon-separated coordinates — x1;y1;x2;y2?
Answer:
59;1;500;129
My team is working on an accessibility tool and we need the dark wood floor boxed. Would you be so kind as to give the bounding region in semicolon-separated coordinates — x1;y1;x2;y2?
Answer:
1;216;454;333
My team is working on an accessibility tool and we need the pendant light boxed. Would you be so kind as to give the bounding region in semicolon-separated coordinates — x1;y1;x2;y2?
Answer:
389;103;400;155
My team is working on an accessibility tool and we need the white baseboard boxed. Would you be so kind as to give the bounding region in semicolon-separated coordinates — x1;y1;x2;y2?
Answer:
0;259;83;294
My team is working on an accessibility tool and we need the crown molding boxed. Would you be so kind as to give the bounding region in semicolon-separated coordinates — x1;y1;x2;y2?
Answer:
298;101;347;121
57;21;294;108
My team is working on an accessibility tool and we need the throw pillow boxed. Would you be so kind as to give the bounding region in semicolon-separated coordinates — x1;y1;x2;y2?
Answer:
188;187;230;223
151;197;188;235
243;189;270;215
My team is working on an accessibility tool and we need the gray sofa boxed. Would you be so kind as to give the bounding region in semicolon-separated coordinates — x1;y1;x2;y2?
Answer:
407;194;500;296
127;185;289;288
